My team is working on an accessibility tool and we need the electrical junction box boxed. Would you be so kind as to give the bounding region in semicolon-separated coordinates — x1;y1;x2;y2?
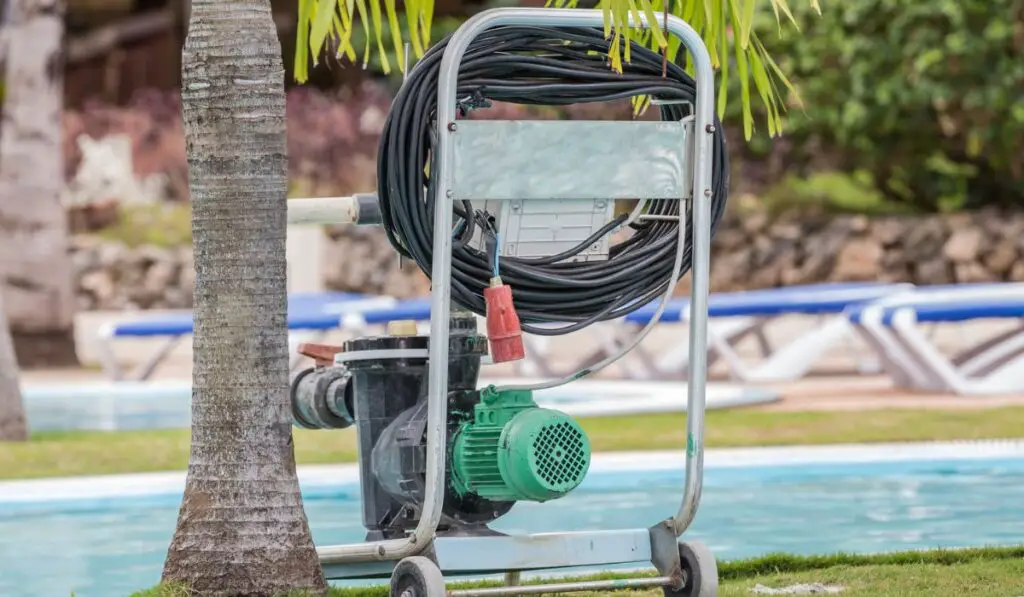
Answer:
471;198;616;262
451;119;693;263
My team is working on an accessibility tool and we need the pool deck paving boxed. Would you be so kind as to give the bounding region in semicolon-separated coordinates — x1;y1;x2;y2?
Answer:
23;367;1024;414
757;375;1024;412
21;313;1024;413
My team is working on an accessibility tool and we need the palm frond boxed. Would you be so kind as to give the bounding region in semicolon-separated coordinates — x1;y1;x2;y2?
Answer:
293;0;818;139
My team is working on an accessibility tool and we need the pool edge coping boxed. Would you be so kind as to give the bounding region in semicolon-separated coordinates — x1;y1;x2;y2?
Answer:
3;438;1024;505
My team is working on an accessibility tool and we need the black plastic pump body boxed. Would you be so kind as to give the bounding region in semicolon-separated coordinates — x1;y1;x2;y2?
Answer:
335;312;514;540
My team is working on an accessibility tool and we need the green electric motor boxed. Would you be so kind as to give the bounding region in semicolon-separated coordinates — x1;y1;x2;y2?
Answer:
451;386;591;503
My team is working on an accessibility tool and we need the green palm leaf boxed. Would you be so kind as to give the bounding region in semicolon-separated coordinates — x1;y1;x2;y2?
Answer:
293;0;820;139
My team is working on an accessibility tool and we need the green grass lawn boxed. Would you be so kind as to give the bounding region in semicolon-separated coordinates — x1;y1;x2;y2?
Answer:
4;406;1024;480
133;547;1024;596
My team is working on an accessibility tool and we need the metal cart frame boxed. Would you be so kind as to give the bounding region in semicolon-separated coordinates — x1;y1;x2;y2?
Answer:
317;6;718;595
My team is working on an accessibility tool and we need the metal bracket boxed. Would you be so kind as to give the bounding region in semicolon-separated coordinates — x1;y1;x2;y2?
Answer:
649;520;686;590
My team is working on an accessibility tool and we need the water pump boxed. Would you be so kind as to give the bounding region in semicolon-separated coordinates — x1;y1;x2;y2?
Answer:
285;9;725;595
290;312;590;540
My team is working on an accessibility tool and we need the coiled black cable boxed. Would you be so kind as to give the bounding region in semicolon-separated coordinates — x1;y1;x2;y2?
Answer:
377;25;730;336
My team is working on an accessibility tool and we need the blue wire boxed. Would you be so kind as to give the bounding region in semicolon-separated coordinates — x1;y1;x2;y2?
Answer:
493;232;501;278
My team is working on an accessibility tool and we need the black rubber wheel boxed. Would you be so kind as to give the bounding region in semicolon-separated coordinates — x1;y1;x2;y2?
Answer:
390;556;446;597
663;540;718;597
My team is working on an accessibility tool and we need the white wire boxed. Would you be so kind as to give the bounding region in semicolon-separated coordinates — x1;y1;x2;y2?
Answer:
494;197;691;393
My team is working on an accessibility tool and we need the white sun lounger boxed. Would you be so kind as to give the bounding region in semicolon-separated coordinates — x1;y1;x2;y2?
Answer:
548;282;914;382
98;292;397;380
847;283;1024;395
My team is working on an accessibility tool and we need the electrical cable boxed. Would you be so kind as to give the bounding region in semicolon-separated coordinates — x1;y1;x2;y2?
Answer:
376;25;730;337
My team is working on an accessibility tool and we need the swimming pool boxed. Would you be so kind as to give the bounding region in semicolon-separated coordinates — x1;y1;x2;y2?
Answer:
1;441;1022;597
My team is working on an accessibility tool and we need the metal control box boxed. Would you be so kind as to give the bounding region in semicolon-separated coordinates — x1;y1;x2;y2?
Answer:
472;198;616;261
452;119;693;263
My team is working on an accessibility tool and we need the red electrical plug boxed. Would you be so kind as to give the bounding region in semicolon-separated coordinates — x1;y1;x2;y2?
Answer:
484;276;525;363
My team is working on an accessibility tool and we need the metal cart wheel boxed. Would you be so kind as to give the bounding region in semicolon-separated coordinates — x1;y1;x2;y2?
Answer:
390;556;447;597
664;540;719;597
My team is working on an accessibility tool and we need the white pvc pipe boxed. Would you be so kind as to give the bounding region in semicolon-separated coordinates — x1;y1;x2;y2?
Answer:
287;196;360;225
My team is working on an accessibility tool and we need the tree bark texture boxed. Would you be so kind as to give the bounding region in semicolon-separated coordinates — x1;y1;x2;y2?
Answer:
0;291;29;442
160;1;327;594
0;0;79;368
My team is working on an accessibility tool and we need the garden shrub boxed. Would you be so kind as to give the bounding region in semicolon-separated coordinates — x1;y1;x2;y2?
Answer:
760;170;903;216
749;0;1024;212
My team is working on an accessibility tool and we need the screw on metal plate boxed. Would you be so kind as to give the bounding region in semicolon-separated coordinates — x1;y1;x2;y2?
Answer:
447;122;457;132
705;124;716;133
703;188;713;197
446;190;455;198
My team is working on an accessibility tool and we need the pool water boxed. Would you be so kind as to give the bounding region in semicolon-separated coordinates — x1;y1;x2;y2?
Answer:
2;456;1023;597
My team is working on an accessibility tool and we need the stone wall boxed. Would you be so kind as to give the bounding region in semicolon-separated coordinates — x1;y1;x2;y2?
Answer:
72;236;194;311
707;207;1024;292
71;208;1024;310
321;225;431;298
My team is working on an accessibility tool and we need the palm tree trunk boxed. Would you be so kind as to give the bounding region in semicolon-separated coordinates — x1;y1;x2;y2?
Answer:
161;0;326;593
0;291;29;442
0;0;78;369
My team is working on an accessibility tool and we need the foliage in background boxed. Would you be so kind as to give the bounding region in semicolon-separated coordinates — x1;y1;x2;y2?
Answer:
293;0;820;139
754;0;1024;212
759;170;906;216
63;90;189;202
94;203;192;248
